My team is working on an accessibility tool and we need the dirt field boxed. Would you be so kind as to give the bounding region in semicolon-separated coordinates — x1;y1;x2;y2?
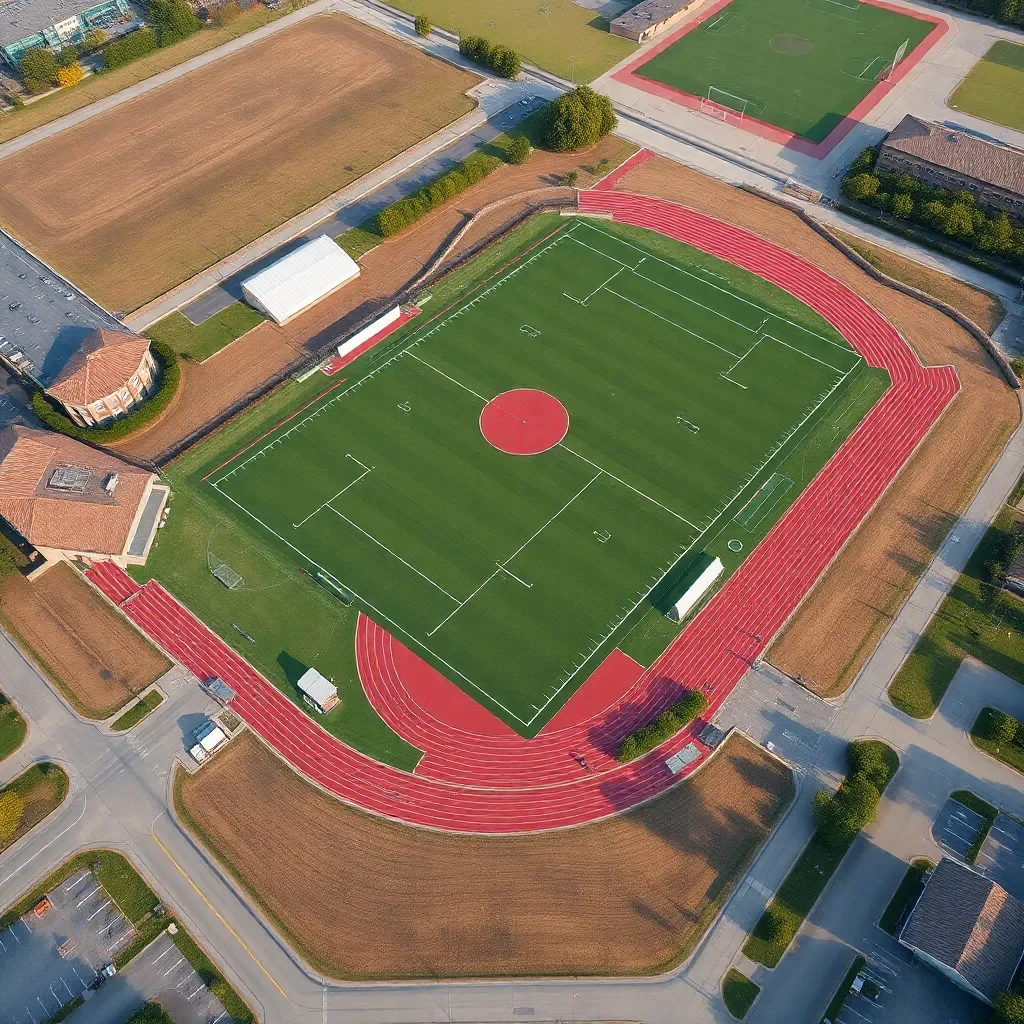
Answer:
177;731;792;979
0;14;478;313
610;157;1020;697
0;563;169;718
114;137;634;462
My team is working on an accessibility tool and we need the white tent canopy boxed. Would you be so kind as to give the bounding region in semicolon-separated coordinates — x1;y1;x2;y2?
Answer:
667;556;724;622
241;235;360;325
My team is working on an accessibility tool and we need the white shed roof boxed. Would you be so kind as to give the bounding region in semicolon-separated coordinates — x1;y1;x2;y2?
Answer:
241;236;359;325
297;667;337;706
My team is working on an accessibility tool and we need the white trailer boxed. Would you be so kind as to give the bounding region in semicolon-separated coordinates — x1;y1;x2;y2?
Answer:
667;556;724;622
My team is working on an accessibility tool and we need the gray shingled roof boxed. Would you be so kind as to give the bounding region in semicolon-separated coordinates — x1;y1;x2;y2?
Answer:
0;0;91;48
900;858;1024;1002
883;115;1024;197
611;0;694;35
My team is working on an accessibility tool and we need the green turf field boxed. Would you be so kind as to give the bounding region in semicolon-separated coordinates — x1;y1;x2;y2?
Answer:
206;218;878;735
635;0;934;142
949;41;1024;133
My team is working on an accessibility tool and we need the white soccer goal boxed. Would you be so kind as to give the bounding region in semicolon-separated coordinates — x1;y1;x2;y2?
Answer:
885;38;910;81
701;85;750;123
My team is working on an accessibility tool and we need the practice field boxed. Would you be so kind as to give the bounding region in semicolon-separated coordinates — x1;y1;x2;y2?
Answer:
950;41;1024;132
632;0;935;143
210;218;876;735
0;15;477;313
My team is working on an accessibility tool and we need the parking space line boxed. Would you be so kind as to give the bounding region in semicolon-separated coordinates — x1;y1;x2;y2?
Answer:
76;885;100;908
152;944;176;964
163;955;186;977
86;898;112;921
109;929;134;952
212;1012;227;1024
19;919;30;936
71;966;88;987
99;913;125;935
186;984;205;1000
64;872;90;893
9;923;20;943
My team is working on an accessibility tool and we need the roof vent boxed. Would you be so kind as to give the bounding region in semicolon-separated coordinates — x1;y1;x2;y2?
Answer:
104;473;118;495
48;467;89;493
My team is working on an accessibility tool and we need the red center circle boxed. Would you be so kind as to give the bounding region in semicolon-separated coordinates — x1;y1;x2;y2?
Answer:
479;389;569;456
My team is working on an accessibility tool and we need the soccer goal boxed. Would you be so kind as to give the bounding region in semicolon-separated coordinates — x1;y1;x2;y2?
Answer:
885;38;910;81
701;85;752;123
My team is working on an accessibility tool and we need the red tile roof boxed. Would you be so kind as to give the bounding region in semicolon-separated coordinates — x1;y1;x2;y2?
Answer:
0;425;153;556
45;329;152;407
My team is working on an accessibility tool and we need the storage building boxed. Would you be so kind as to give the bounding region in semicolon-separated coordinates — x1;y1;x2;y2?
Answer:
0;0;131;69
297;667;339;714
667;556;724;622
240;236;360;326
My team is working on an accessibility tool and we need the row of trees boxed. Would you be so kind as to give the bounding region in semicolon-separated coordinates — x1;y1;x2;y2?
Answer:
615;689;709;762
842;147;1024;268
812;740;898;848
458;35;521;78
979;708;1023;747
933;0;1024;29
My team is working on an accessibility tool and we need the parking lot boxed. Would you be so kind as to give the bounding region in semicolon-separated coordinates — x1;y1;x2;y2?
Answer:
0;868;136;1024
931;797;985;860
977;813;1024;902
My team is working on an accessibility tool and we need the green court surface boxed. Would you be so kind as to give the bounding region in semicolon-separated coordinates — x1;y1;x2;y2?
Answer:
207;219;880;735
950;41;1024;132
635;0;934;142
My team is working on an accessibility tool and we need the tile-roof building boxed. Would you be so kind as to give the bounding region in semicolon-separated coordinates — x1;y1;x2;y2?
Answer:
0;425;168;567
899;857;1024;1005
44;328;157;428
877;115;1024;221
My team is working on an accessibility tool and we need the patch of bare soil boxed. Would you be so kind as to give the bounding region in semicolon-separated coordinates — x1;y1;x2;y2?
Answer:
0;562;169;718
114;136;635;463
0;14;479;313
615;156;1019;697
177;731;792;979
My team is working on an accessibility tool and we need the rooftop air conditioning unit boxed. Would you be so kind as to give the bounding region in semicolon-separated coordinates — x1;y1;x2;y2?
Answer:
104;473;118;495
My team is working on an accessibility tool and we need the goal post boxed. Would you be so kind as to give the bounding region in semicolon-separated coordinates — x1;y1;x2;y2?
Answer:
885;38;910;81
701;85;751;122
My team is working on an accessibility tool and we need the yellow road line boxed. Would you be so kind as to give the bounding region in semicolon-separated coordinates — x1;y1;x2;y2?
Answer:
150;831;288;998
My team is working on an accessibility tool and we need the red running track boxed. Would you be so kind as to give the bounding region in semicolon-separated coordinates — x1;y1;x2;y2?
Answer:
86;189;959;832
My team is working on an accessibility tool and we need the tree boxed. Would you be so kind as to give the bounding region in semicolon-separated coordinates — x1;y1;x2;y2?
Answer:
891;192;914;219
56;45;81;68
0;790;23;841
544;86;616;152
149;0;201;46
977;212;1014;254
490;44;521;78
562;169;578;187
849;146;877;174
19;48;59;93
220;1;241;23
56;63;85;88
943;202;977;240
992;992;1024;1024
842;172;879;202
83;27;108;50
507;134;530;164
814;775;881;847
102;27;158;69
414;14;431;35
987;709;1019;745
848;741;895;790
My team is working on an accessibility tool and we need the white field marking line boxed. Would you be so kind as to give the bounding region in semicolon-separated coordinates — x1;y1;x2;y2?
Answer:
556;443;698;531
496;563;532;587
292;457;372;528
575;219;853;352
764;332;843;372
603;287;742;359
211;481;532;726
406;350;488;403
323;505;460;603
525;359;859;726
427;471;602;638
720;373;748;390
580;265;627;306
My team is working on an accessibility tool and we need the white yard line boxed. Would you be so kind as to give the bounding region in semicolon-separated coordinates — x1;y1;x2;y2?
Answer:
407;351;489;402
293;462;372;528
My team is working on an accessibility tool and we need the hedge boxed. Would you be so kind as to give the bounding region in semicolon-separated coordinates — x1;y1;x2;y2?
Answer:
458;35;521;78
616;689;709;762
376;152;504;237
102;28;158;70
31;339;180;444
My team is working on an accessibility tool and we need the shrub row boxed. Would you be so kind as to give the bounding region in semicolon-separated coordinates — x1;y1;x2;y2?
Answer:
102;28;159;69
30;340;180;444
616;689;709;763
929;0;1024;30
842;146;1024;269
813;740;899;847
458;35;521;78
376;152;504;237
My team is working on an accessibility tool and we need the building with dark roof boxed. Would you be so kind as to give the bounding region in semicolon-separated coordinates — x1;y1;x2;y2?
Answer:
610;0;708;42
0;424;167;567
899;858;1024;1005
0;0;130;69
44;327;157;427
877;115;1024;221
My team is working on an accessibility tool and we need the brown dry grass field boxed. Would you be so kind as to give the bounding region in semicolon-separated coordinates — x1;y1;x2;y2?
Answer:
609;157;1020;697
176;731;792;979
0;562;169;718
115;137;634;462
0;14;478;314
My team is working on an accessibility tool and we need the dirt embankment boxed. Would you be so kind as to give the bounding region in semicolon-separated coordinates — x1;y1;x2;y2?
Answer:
177;731;792;979
115;137;634;463
0;562;169;718
614;157;1019;697
0;14;479;313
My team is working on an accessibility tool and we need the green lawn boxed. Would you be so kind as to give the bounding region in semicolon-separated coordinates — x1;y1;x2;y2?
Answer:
722;968;760;1020
744;741;898;966
0;763;69;856
820;955;866;1024
0;692;26;761
386;0;635;82
879;858;932;935
971;706;1024;774
889;507;1024;719
635;0;934;142
949;40;1024;132
951;789;998;863
145;303;265;363
111;690;165;732
205;217;879;735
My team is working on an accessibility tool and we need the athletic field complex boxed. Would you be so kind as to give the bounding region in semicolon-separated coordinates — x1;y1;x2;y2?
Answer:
613;0;943;151
207;218;872;735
